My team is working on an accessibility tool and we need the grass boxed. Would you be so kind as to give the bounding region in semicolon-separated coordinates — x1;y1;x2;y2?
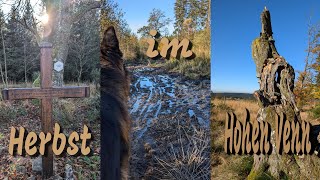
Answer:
211;96;320;179
140;115;211;179
126;56;210;80
163;58;210;79
211;97;259;179
212;98;259;123
229;156;254;178
154;126;210;179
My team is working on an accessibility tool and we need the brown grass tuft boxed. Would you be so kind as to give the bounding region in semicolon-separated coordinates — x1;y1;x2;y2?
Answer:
154;125;210;179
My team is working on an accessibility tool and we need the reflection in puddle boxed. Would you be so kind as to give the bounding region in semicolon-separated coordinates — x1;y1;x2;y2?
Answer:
139;77;154;89
188;109;195;117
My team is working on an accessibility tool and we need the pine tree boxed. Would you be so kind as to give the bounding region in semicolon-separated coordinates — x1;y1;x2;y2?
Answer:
6;5;24;82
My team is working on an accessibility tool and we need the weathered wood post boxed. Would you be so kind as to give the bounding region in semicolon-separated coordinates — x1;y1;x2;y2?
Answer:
40;42;54;178
2;42;90;179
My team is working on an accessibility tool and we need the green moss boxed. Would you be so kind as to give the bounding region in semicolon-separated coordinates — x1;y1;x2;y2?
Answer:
252;38;261;56
284;106;295;121
247;159;274;180
265;106;276;127
248;169;273;180
279;171;289;180
252;37;270;76
229;156;254;179
278;155;301;179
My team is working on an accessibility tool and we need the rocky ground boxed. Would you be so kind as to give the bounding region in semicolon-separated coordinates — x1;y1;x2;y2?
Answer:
128;66;211;179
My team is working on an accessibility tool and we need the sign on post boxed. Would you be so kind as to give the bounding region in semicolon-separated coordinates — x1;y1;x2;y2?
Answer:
54;61;64;72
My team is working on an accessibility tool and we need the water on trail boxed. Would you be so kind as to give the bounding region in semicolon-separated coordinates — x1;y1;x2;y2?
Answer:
128;66;210;178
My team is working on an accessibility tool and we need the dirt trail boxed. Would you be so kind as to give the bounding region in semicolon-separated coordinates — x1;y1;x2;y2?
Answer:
128;66;210;179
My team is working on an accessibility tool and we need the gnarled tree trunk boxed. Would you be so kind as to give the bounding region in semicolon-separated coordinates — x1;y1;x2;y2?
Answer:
250;7;320;179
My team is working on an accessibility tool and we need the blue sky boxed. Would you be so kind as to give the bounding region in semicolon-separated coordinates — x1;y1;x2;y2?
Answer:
116;0;175;35
212;0;320;93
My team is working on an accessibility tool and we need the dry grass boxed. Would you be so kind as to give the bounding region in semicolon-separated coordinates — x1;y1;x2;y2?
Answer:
211;96;320;179
212;98;259;123
141;116;211;179
211;97;259;179
154;126;210;179
163;58;210;79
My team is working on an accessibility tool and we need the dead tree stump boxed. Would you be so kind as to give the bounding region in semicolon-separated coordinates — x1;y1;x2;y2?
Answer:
250;7;320;179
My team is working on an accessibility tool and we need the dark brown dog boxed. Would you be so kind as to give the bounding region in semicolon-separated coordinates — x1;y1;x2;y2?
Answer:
100;26;130;180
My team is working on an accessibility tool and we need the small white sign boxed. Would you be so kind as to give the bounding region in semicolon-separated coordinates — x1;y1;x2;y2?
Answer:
54;61;64;72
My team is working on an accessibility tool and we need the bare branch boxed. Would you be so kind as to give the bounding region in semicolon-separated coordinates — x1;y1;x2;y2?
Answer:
70;1;101;23
16;18;41;44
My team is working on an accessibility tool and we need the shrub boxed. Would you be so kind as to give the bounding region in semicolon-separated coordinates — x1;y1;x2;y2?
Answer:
0;103;17;122
312;105;320;118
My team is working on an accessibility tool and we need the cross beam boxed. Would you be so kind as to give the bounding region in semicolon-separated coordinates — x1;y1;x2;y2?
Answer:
2;42;90;178
2;87;89;100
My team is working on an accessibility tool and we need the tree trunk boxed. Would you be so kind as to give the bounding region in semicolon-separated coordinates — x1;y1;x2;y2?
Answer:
24;38;27;86
1;28;8;88
43;0;101;87
250;7;320;179
77;59;83;86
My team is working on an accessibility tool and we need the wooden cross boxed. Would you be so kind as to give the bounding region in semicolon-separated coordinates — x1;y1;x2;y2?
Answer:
2;42;90;178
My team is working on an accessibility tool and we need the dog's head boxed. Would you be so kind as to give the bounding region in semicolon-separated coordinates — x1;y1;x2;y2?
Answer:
100;26;123;68
100;26;129;99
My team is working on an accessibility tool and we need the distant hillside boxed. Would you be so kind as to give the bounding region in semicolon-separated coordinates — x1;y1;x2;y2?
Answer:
212;92;254;100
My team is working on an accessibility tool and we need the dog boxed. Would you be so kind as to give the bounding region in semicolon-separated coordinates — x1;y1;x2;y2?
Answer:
100;26;130;180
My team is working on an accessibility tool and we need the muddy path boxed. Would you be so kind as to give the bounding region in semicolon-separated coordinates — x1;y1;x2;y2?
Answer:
128;65;211;179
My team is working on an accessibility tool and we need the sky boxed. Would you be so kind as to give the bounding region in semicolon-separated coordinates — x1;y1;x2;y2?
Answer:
212;0;320;93
116;0;175;35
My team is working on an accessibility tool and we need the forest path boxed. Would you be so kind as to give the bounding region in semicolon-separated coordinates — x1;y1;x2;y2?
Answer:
128;65;210;179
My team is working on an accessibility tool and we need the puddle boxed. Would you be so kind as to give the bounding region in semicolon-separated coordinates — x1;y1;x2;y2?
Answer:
188;109;195;117
128;65;210;179
128;66;210;139
139;77;154;89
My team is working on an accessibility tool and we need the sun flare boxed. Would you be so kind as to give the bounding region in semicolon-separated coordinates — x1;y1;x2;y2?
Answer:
41;13;49;24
